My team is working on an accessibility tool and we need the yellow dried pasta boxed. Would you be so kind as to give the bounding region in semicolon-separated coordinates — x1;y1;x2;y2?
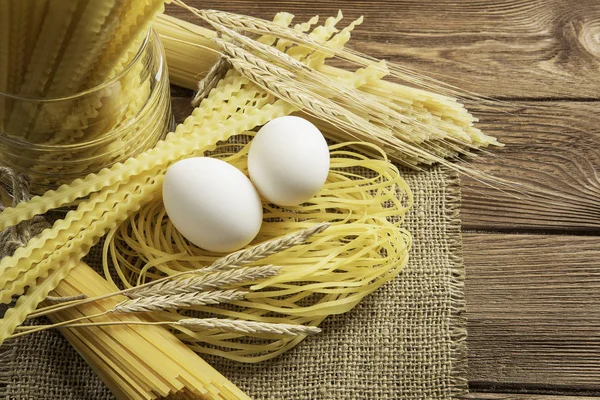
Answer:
48;261;251;399
106;138;412;362
0;173;161;344
0;12;367;231
0;12;383;347
155;13;500;160
0;173;156;304
46;0;118;97
89;0;168;86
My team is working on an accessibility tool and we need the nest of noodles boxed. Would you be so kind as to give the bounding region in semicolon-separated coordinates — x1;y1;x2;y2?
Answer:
102;134;413;362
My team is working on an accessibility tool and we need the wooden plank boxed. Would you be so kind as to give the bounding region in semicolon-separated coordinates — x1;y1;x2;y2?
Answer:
463;394;600;400
464;233;600;390
167;0;600;99
171;95;194;124
461;101;600;233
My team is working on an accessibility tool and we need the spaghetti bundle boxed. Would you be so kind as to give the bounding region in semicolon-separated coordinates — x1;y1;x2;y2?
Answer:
106;138;412;362
46;261;251;400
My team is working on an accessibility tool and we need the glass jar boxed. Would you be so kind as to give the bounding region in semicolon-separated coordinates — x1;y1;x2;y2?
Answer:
0;29;172;193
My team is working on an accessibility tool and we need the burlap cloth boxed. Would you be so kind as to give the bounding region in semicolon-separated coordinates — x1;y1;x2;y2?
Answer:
0;166;467;399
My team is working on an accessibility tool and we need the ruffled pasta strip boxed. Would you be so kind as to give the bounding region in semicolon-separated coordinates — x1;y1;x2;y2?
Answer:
46;1;119;97
7;0;27;94
12;0;79;98
6;0;80;140
44;1;168;158
107;139;412;362
0;257;81;351
0;172;163;344
0;173;155;303
24;0;47;64
88;0;168;86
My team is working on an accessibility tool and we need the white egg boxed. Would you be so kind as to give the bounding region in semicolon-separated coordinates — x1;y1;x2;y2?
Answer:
248;116;330;207
162;157;263;253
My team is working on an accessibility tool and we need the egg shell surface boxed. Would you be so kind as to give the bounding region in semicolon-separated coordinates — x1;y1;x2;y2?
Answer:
162;157;263;253
248;116;330;206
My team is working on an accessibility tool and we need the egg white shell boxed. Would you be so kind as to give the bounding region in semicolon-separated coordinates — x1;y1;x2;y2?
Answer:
248;116;330;206
162;157;263;253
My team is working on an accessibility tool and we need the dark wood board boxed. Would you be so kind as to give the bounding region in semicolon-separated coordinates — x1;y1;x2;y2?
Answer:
464;233;600;392
462;102;600;233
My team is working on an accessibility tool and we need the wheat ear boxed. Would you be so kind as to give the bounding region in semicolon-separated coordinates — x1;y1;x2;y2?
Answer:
27;224;329;320
114;289;247;313
178;318;321;336
207;222;330;272
173;3;326;50
215;38;295;80
214;25;306;71
217;45;386;142
127;265;281;298
16;318;322;338
45;294;87;303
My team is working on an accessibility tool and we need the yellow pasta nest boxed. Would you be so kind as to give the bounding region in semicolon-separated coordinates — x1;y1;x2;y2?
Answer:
105;136;413;362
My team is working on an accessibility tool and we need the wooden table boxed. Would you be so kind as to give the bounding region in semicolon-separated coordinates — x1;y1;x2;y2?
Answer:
171;1;600;398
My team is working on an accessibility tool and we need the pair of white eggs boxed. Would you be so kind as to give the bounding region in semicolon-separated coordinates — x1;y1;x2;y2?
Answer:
162;116;330;253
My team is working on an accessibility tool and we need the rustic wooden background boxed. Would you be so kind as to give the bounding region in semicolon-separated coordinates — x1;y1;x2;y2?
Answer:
169;1;600;398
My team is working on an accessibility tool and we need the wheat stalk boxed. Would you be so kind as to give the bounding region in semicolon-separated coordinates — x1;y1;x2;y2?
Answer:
45;294;87;303
206;222;330;272
177;3;479;102
16;318;322;338
127;265;282;298
216;38;296;80
222;51;368;130
215;26;306;71
215;32;398;126
114;289;247;313
173;2;327;52
27;223;329;321
221;43;493;170
178;318;321;336
221;49;402;149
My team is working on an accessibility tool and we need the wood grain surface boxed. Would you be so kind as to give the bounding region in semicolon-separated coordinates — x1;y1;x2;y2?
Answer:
169;0;600;397
463;102;600;233
166;0;600;99
464;233;600;391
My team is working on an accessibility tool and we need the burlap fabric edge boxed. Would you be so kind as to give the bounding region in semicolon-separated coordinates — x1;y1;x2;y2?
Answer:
444;169;469;397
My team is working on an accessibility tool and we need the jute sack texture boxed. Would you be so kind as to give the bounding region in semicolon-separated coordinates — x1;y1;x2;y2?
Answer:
0;166;467;400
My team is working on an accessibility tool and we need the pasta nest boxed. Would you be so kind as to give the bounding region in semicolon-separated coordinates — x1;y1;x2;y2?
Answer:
105;134;413;362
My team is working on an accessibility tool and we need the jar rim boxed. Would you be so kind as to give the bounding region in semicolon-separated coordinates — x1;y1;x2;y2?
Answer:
0;29;151;103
